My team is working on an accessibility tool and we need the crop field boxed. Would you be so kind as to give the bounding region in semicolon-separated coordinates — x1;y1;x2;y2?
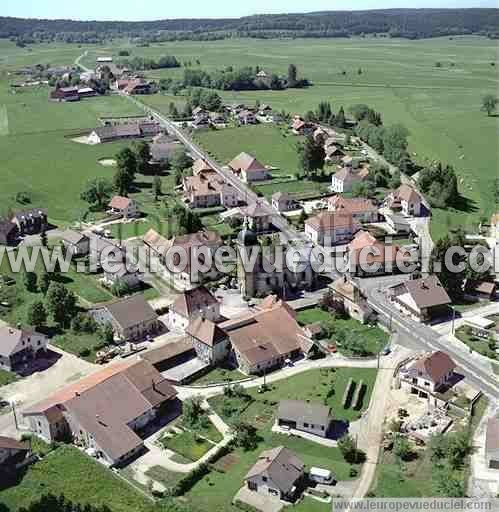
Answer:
1;36;497;238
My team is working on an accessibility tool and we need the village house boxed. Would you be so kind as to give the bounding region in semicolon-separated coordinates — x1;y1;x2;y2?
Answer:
183;170;238;209
237;110;258;125
168;286;221;333
305;211;360;246
383;212;412;235
277;400;333;438
328;196;379;223
90;294;159;342
388;275;451;323
108;196;139;218
486;418;499;469
50;86;80;102
399;351;456;397
313;126;330;144
0;437;30;469
186;317;230;365
150;133;179;164
346;230;410;276
60;230;90;256
141;338;197;375
101;253;143;290
0;220;19;245
220;299;315;375
22;359;178;467
325;145;346;163
384;184;423;217
143;229;223;291
291;117;314;136
192;158;214;175
272;192;296;213
11;209;48;236
464;280;497;302
227;152;270;183
244;446;305;501
330;167;369;193
330;276;373;323
0;326;48;373
192;116;211;130
121;78;154;95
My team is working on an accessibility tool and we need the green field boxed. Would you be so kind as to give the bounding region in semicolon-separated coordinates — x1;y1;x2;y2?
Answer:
0;445;154;512
2;37;497;237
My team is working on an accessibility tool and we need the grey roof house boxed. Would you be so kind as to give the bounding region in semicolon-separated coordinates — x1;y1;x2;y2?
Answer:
277;400;333;438
245;446;305;501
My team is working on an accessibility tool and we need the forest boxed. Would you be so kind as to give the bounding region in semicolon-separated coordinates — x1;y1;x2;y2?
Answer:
2;8;498;44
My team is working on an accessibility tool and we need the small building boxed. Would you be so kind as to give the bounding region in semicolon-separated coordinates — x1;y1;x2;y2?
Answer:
383;212;412;235
330;167;369;194
328;196;378;223
60;230;90;256
143;229;223;291
0;327;48;373
464;280;497;301
183;171;238;209
186;317;230;365
245;446;304;501
239;202;273;233
325;145;346;163
150;133;179;164
227;152;270;183
346;230;409;277
330;276;373;324
237;110;257;125
88;124;140;144
309;467;334;484
272;192;295;213
77;87;97;98
0;220;19;245
486;417;499;469
464;316;495;339
108;196;139;218
96;57;113;63
305;211;360;246
277;400;333;438
389;275;451;323
291;117;314;136
123;79;154;95
384;184;423;217
0;436;30;468
168;286;220;333
400;351;456;396
50;86;80;102
90;294;159;342
11;209;47;236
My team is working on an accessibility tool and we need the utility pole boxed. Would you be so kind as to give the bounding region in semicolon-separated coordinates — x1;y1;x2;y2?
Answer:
11;400;19;431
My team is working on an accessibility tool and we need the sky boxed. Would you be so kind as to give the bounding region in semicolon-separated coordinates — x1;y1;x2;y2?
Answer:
2;0;497;21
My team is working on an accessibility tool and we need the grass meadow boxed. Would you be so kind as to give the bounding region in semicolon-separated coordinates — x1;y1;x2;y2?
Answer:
1;36;497;238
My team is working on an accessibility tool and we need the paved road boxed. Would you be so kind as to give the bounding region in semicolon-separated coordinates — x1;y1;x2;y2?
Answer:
364;283;499;399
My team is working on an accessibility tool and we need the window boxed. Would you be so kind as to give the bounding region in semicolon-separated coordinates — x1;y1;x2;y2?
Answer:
262;476;267;482
304;422;309;428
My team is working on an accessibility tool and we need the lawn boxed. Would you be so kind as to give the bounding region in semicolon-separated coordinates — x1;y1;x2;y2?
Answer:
297;307;389;356
190;366;248;386
0;445;154;512
454;325;497;360
0;368;17;387
210;368;378;425
160;429;213;462
293;498;331;512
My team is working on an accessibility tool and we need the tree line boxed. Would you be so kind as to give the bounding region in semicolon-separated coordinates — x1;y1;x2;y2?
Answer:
2;9;498;43
116;55;180;71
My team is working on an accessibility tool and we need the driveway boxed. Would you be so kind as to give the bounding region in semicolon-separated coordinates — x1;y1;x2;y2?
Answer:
0;346;97;436
234;486;283;512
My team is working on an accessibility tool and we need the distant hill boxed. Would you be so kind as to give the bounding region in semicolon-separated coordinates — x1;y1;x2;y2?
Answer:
2;9;498;44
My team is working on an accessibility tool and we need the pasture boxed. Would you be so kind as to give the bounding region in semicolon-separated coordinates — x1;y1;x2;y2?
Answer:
0;36;497;238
